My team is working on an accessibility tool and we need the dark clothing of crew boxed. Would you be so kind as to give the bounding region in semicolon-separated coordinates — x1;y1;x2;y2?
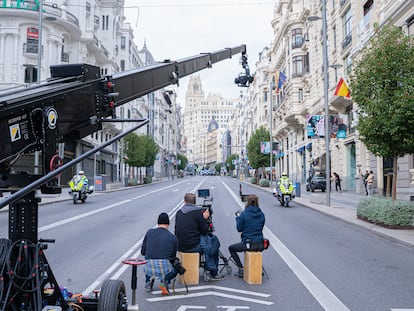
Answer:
175;203;209;252
141;227;178;259
237;205;265;243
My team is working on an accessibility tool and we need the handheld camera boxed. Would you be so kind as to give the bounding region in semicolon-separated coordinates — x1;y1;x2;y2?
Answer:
197;188;214;232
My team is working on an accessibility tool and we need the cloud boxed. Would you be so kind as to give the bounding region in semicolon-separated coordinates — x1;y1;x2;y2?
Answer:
124;0;274;107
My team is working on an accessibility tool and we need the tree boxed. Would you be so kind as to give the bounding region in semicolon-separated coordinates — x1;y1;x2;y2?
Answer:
350;24;414;200
246;126;272;177
124;133;158;184
177;153;188;170
225;154;238;173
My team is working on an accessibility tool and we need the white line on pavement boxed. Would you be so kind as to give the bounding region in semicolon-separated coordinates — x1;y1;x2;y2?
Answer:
221;179;350;311
146;291;273;305
82;180;205;295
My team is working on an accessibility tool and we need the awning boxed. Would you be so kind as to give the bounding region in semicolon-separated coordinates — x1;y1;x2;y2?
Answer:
344;139;355;146
306;142;312;150
297;146;305;153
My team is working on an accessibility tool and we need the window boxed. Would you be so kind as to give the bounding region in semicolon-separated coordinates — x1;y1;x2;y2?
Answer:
120;59;125;71
298;88;303;102
120;37;126;50
345;54;352;74
363;0;373;16
292;56;304;77
407;15;414;36
25;27;39;54
102;15;109;30
24;65;37;83
292;29;303;49
342;7;352;49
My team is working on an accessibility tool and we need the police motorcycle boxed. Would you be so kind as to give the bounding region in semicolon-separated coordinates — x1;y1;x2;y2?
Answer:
68;171;93;204
272;173;294;207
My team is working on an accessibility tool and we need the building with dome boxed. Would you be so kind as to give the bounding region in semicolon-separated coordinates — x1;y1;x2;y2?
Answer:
183;75;240;170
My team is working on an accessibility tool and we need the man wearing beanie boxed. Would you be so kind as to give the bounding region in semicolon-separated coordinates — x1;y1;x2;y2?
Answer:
141;212;178;295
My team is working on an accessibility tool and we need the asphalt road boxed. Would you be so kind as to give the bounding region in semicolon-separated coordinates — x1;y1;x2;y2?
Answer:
0;176;413;311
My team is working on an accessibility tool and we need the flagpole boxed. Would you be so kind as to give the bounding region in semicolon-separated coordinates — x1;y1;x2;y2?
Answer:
269;77;274;190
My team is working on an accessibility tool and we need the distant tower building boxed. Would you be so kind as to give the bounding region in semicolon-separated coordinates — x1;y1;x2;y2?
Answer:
183;75;239;167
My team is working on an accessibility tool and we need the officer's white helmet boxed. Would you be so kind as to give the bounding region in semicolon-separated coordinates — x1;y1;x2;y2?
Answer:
78;171;84;175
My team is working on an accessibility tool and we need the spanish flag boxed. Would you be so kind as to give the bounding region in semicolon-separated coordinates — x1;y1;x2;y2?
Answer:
334;77;351;98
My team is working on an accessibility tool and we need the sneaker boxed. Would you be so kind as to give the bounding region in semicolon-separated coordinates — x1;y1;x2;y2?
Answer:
234;268;243;278
145;279;154;292
159;282;169;295
209;273;226;281
238;268;244;278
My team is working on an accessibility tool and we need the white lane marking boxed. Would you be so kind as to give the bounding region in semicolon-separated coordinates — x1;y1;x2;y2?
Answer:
221;180;350;311
82;236;144;296
39;199;132;232
82;180;205;295
39;183;184;232
151;285;270;298
146;291;273;305
177;306;206;311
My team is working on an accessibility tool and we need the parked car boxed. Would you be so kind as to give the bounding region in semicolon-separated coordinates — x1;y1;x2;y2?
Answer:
306;175;326;192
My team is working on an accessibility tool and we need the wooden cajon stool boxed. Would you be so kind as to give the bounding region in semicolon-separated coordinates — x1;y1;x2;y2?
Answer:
243;251;263;284
177;251;200;285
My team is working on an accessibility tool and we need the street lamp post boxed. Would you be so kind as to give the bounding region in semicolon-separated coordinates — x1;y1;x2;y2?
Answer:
309;0;330;206
269;78;275;190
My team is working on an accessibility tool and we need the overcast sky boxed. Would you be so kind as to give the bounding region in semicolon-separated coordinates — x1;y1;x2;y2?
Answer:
123;0;275;108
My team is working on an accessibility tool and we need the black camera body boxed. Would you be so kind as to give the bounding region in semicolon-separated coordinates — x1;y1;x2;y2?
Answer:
198;188;215;232
170;257;186;275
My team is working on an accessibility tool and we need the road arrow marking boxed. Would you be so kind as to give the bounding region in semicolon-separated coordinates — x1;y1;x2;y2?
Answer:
146;286;272;305
177;306;206;311
158;285;270;298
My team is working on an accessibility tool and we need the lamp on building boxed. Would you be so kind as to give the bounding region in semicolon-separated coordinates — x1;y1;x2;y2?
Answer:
308;0;331;206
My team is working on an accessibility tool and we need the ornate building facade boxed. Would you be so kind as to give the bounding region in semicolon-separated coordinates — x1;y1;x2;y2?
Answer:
243;0;414;200
0;0;179;185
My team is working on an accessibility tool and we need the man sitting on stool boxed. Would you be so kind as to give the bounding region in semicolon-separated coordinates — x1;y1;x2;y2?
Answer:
141;212;178;294
228;194;265;277
175;193;225;280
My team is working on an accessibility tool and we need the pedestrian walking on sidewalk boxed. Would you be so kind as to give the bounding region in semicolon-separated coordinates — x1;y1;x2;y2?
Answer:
333;172;342;192
361;170;369;195
366;171;374;196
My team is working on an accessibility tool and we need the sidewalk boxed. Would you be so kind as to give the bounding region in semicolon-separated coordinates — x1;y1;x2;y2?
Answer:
247;181;414;248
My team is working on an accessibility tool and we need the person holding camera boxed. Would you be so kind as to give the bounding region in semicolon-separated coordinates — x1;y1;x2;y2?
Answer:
228;194;265;277
175;193;225;280
141;212;178;295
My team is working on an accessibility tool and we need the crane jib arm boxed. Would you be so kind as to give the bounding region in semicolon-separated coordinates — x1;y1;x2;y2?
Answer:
0;44;247;163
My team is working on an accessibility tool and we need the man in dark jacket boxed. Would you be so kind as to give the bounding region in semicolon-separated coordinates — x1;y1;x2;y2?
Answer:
141;212;178;294
175;193;225;280
228;194;265;277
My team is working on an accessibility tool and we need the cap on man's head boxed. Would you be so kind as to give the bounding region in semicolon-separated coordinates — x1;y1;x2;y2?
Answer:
157;212;170;225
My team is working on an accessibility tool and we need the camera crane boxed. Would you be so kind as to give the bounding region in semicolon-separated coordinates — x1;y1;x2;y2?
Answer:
0;45;251;310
